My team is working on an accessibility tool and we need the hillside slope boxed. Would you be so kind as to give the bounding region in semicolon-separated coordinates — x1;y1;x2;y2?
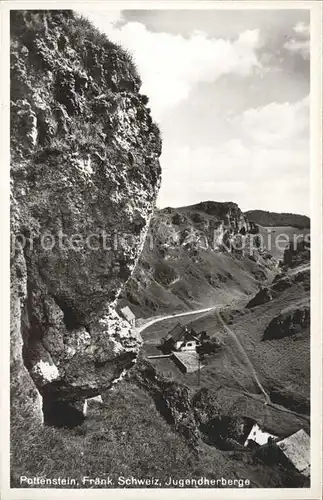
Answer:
191;238;310;416
119;203;278;318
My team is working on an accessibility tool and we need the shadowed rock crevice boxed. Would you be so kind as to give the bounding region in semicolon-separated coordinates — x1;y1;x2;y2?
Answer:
53;296;83;331
42;395;86;428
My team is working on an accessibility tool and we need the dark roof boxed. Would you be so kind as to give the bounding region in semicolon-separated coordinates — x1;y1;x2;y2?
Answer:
165;324;199;343
165;323;186;342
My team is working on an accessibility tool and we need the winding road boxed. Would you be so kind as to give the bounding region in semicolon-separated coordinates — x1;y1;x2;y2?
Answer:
136;306;217;334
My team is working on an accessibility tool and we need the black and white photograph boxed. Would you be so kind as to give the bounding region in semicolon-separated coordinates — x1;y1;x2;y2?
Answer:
3;1;322;497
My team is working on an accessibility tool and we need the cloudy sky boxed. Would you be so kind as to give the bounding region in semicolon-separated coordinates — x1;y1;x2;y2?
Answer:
79;8;310;215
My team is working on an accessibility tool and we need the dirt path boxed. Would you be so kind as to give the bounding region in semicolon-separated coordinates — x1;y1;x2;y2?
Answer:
242;391;310;423
136;306;217;334
215;311;271;404
216;311;310;422
288;263;310;276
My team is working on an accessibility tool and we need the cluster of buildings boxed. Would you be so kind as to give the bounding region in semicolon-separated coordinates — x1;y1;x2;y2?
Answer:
159;323;208;373
243;422;310;478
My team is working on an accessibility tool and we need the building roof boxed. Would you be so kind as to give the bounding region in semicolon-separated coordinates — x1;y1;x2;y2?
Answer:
120;306;136;322
164;323;186;342
172;351;201;373
276;429;310;477
164;324;202;344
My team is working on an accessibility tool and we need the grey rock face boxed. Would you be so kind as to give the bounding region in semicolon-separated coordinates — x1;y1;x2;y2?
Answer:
246;287;276;309
10;10;161;423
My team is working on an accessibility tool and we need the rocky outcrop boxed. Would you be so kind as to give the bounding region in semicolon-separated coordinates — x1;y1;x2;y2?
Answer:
132;359;251;450
193;201;252;233
148;202;256;254
11;251;44;425
246;287;276;309
11;11;161;424
263;305;310;340
283;239;310;268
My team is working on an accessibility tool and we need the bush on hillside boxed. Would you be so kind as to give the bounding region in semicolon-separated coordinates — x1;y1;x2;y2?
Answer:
154;262;177;286
263;306;310;340
197;337;223;357
246;287;276;309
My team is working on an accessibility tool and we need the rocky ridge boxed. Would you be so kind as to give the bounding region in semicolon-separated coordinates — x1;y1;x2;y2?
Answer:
245;238;310;340
120;202;277;317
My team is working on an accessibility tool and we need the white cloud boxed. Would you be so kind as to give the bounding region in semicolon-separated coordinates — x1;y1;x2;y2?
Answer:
81;11;261;119
158;96;310;214
230;96;309;146
293;22;310;36
115;25;261;118
284;38;310;59
77;10;309;214
284;21;310;59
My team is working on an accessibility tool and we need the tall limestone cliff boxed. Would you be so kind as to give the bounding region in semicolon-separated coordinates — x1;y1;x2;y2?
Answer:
10;11;161;425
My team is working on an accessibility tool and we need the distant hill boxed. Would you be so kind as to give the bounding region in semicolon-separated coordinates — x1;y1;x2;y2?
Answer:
245;210;310;229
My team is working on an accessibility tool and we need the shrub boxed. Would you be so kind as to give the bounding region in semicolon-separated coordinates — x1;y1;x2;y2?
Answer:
154;262;177;286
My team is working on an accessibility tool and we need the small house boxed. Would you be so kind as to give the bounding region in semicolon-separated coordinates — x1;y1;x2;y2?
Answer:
275;429;310;477
119;306;136;327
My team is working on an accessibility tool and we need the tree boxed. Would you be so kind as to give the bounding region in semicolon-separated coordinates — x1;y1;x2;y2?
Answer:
197;337;222;356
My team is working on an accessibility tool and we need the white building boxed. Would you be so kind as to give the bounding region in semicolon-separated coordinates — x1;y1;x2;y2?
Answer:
244;423;278;447
119;306;136;327
276;429;310;477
